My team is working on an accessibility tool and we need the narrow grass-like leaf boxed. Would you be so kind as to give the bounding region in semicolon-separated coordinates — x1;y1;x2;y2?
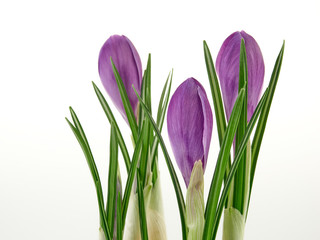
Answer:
250;42;285;193
138;72;146;131
203;41;232;187
151;72;172;154
210;88;269;240
137;172;149;240
106;123;118;234
134;87;187;240
70;107;91;150
145;55;154;160
92;82;131;173
111;58;139;143
138;54;152;132
233;39;248;214
203;41;228;146
156;71;172;128
150;71;172;183
121;128;144;228
156;74;169;126
145;55;152;113
116;192;122;240
66;117;98;185
138;55;152;186
151;72;173;179
66;115;111;239
139;118;150;187
203;89;245;240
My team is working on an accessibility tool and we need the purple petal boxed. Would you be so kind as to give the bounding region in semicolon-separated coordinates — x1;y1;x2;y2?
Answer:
167;78;213;187
216;31;265;121
98;35;142;122
197;87;213;173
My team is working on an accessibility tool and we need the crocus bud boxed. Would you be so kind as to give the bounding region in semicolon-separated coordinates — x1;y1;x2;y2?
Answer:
216;31;265;121
98;35;142;121
167;78;213;187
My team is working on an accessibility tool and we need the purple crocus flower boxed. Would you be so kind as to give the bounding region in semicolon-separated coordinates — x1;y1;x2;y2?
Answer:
167;78;213;187
216;31;265;121
98;35;142;122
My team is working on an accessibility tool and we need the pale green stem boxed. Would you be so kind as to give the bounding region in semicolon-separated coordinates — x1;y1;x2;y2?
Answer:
124;171;167;240
99;227;106;240
186;160;205;240
223;141;251;240
125;128;166;239
223;207;245;240
227;178;235;208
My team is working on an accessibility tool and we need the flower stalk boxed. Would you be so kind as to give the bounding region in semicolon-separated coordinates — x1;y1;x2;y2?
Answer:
223;140;251;240
222;207;245;240
124;171;167;240
186;160;205;240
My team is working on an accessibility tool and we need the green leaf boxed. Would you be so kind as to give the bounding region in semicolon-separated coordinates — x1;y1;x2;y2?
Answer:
138;55;152;186
116;192;123;240
156;71;173;128
134;87;187;240
66;111;111;239
233;39;248;214
203;41;228;146
150;72;173;182
137;171;149;240
210;87;269;240
139;118;150;187
145;55;152;114
139;54;152;131
121;127;144;228
203;88;245;240
92;82;131;173
138;58;146;131
203;41;232;190
111;58;139;143
250;42;285;195
106;123;118;234
69;107;94;160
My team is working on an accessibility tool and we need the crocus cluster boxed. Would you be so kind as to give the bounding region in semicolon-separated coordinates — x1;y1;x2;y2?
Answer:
97;32;264;188
68;29;276;240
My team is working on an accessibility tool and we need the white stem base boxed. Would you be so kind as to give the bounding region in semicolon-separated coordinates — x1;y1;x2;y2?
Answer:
222;207;245;240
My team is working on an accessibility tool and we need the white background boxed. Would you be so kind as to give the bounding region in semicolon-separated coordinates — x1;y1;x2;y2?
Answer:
1;0;319;239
